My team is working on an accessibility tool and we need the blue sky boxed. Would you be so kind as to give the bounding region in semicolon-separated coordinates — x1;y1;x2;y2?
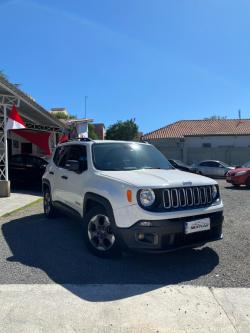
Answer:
1;0;250;134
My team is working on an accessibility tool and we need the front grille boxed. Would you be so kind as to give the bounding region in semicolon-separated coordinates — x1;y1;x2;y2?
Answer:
163;186;213;210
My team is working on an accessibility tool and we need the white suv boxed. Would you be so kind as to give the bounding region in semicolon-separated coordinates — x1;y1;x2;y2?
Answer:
42;139;223;257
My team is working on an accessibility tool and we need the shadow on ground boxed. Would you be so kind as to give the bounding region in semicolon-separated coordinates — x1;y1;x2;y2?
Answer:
224;185;250;191
2;213;219;302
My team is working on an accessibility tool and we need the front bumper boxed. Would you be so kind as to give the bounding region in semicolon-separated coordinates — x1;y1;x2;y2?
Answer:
115;211;223;253
226;176;246;185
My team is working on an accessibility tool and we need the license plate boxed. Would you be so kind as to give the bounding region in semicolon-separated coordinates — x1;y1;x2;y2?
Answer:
185;218;210;234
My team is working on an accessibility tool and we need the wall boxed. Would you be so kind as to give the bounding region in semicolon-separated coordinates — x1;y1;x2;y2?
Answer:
148;135;250;165
148;138;184;160
185;135;250;148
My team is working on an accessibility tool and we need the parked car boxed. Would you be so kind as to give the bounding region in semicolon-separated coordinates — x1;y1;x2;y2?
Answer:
193;160;235;177
168;159;199;174
226;161;250;188
9;154;48;187
42;139;223;258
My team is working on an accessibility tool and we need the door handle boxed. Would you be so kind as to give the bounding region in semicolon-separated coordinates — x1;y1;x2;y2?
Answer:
61;175;68;180
49;171;54;175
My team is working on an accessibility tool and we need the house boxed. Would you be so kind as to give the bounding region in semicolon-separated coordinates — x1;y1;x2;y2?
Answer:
50;107;69;117
92;123;105;140
141;119;250;165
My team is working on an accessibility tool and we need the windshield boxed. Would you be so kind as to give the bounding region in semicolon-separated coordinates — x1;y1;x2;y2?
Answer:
92;143;174;171
220;162;231;168
243;161;250;168
174;160;189;167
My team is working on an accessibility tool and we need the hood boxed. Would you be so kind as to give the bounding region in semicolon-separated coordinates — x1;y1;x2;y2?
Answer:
99;169;217;188
228;167;250;174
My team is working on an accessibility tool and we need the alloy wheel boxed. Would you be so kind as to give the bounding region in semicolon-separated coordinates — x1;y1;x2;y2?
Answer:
87;214;115;251
44;191;51;215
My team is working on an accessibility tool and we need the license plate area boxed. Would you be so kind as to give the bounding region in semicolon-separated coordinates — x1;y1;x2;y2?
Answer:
185;218;210;234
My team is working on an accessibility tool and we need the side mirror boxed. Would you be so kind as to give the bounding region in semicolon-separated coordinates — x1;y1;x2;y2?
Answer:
65;160;80;172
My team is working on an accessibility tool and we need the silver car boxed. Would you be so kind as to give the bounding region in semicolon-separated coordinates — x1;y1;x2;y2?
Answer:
193;160;235;177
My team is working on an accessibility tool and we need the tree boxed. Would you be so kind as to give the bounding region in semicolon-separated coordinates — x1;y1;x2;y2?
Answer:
51;112;76;120
204;115;227;120
0;70;8;80
88;123;98;139
105;119;139;141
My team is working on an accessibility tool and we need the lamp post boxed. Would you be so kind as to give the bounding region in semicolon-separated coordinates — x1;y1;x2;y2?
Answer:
84;96;88;119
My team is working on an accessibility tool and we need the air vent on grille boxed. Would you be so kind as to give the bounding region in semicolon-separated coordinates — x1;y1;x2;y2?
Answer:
163;186;213;210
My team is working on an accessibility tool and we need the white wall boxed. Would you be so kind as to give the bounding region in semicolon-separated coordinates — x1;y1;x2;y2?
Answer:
185;135;250;148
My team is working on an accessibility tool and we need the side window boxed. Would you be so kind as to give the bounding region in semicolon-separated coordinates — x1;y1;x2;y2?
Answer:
200;162;209;167
209;162;219;167
67;145;87;172
58;147;70;168
10;155;24;165
26;156;44;167
53;146;67;167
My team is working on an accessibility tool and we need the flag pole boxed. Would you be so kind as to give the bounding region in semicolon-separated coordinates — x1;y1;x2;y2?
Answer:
3;104;8;181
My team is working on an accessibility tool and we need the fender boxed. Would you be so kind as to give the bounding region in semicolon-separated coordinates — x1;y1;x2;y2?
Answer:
83;192;128;249
83;192;115;221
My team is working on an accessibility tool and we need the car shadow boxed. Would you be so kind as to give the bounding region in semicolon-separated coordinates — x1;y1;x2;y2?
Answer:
2;213;219;302
224;185;250;191
10;182;42;195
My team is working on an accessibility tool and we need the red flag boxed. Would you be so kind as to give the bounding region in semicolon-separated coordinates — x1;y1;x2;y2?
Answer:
6;105;26;130
58;134;69;144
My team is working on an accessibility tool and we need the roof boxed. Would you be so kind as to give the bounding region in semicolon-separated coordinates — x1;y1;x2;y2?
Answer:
61;139;149;146
142;119;250;140
0;76;64;128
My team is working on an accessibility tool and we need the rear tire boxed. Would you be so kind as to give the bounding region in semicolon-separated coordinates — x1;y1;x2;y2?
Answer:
82;206;121;258
43;187;57;218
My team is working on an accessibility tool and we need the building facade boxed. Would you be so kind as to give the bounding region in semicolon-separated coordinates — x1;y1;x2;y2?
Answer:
142;119;250;165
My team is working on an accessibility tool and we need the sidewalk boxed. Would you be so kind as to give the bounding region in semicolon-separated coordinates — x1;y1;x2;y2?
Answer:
0;284;249;333
0;191;42;217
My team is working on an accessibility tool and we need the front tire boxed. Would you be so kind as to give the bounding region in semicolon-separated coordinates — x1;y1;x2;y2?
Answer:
246;178;250;189
83;206;121;258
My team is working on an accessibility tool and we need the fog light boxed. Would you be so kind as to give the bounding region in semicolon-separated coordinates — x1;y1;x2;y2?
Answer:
139;221;153;227
138;233;145;240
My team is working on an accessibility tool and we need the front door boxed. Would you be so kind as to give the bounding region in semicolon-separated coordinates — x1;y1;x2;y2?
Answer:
60;144;88;214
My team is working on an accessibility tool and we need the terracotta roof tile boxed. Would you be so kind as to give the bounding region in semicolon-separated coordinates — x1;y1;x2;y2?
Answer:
142;119;250;140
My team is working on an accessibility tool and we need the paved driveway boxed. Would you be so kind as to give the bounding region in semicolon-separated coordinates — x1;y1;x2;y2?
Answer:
0;180;249;294
0;180;249;333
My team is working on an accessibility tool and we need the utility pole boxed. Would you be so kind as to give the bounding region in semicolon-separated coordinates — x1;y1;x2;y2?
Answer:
84;96;88;119
238;109;241;120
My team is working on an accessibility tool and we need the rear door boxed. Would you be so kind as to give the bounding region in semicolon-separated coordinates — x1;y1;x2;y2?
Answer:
52;145;70;203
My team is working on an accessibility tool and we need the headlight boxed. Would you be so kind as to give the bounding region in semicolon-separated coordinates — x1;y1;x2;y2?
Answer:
235;170;248;176
211;185;220;201
139;189;155;207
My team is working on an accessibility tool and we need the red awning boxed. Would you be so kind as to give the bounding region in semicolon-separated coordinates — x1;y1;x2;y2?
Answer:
13;130;51;155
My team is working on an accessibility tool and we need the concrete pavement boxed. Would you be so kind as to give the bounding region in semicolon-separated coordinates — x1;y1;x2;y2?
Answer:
0;284;249;333
0;191;42;217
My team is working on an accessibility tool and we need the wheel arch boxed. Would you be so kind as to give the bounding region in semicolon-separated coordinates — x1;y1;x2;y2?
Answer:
83;192;115;221
42;179;51;193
